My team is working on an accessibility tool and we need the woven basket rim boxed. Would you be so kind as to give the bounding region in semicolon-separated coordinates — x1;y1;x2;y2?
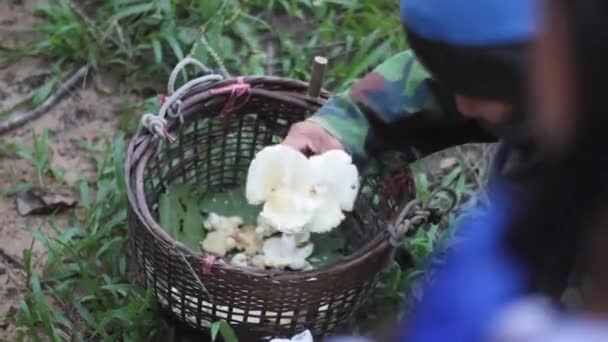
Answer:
125;74;408;280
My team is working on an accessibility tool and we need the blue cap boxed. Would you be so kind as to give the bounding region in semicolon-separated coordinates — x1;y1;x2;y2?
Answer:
400;0;542;47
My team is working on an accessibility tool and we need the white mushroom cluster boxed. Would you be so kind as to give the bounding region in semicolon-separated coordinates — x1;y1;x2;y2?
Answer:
200;144;360;271
245;145;359;235
200;213;314;270
200;213;264;257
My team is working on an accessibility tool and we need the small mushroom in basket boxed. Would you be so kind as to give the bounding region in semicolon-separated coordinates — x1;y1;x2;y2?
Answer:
256;215;278;237
201;232;236;257
234;225;264;256
200;213;243;257
260;233;314;271
230;232;314;271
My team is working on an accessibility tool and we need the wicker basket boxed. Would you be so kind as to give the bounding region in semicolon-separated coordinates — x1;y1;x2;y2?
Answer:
125;70;415;341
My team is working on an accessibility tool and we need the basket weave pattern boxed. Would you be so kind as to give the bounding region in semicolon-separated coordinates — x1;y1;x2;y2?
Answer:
125;76;413;340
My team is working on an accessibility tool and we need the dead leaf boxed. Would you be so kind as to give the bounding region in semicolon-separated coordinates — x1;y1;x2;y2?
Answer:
15;188;77;216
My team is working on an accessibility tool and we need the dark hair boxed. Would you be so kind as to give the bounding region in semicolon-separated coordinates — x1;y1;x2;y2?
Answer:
503;0;608;296
403;25;531;104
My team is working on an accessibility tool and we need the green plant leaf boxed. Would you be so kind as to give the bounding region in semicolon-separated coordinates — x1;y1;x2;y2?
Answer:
211;320;239;342
158;183;206;249
108;3;156;23
151;37;163;65
177;27;199;45
112;134;126;198
14;141;35;163
197;184;262;225
32;78;57;107
211;321;221;341
309;230;346;268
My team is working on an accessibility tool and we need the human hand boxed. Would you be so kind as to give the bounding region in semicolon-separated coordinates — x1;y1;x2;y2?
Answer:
281;121;346;156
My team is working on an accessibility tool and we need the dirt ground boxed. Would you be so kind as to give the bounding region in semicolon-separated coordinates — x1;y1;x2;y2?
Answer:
0;1;132;338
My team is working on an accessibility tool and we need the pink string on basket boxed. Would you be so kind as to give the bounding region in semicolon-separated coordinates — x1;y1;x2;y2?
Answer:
201;255;217;274
201;255;230;274
210;77;251;128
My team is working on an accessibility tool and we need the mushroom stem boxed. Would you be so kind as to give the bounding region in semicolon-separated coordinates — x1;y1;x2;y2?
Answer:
281;233;298;257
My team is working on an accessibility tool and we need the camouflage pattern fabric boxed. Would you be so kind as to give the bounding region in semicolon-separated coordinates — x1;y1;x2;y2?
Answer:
307;50;498;175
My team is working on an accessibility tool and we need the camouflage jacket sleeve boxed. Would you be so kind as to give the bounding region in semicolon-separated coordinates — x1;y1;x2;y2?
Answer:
307;50;497;172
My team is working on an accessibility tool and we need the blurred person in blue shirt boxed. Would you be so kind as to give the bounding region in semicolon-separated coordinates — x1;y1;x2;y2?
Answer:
322;0;608;341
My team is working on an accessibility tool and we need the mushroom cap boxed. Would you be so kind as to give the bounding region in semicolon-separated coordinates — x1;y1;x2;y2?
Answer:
245;145;359;236
304;198;345;234
309;149;360;212
201;231;233;256
260;187;320;234
245;144;312;205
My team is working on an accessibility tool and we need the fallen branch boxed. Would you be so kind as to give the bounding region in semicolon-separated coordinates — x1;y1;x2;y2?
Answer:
0;248;24;269
0;64;90;135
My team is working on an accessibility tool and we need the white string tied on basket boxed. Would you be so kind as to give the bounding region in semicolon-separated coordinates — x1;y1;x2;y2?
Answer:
141;57;225;142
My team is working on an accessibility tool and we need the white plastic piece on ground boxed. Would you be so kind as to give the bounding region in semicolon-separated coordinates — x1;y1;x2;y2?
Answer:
269;329;314;342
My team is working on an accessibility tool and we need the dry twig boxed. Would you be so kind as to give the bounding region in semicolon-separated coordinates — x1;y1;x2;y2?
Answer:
0;65;90;135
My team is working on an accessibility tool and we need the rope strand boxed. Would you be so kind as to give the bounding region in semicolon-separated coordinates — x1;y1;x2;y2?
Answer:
140;57;224;142
387;187;457;247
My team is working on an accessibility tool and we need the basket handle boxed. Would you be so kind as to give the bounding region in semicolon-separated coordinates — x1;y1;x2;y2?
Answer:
167;57;213;95
140;57;224;142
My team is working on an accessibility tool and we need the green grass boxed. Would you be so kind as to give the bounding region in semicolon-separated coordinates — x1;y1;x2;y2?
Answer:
6;134;242;341
13;128;65;188
10;134;163;341
4;0;408;136
0;0;490;340
4;0;406;95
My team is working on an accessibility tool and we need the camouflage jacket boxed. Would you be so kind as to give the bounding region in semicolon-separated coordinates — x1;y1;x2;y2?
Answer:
307;50;499;175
